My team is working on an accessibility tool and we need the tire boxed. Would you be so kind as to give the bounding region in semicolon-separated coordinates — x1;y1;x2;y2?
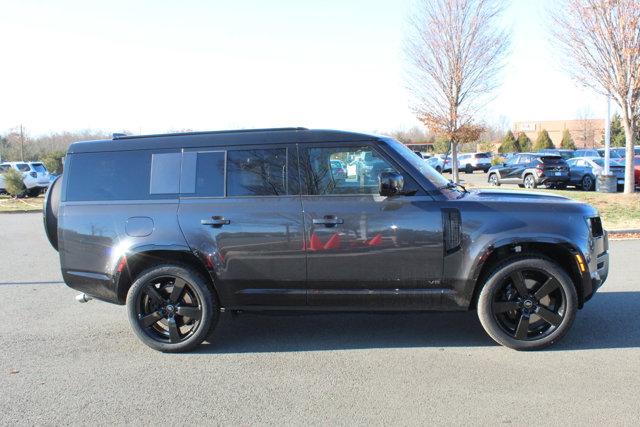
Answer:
126;264;217;352
27;188;41;197
556;183;567;190
581;175;595;191
488;173;500;186
435;166;442;173
524;174;537;189
465;164;473;174
483;168;490;173
477;257;577;350
43;176;62;251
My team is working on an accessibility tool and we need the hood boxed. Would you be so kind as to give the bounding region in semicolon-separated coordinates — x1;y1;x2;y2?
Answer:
460;188;598;217
463;188;577;204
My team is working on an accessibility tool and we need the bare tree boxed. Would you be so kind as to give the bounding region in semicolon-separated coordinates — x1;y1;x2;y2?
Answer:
551;0;640;193
576;106;596;148
405;0;509;182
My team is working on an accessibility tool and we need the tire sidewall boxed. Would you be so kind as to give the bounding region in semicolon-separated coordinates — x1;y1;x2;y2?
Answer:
126;264;217;352
477;257;578;350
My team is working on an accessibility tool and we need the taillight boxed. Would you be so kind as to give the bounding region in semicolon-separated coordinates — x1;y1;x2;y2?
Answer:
535;163;544;173
30;172;37;178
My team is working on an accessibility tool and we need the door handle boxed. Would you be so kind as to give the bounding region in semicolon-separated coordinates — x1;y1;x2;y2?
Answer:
312;216;344;228
201;216;231;228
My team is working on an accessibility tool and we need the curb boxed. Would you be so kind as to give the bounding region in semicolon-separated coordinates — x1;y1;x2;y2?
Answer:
0;209;43;214
606;229;640;234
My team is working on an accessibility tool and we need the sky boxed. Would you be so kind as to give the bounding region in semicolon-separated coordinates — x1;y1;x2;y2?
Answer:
0;0;610;137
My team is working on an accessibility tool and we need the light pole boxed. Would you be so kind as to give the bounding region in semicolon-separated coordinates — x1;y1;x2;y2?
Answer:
604;94;611;175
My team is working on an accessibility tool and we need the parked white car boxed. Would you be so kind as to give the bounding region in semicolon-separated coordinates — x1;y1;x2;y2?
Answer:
457;152;492;173
0;161;52;196
425;156;444;173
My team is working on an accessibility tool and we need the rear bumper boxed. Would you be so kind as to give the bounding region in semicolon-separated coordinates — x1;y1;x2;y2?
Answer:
62;269;122;304
536;175;569;185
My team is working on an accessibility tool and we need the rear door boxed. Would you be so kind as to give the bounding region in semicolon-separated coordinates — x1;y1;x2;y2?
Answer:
177;144;306;308
501;155;522;182
299;141;444;309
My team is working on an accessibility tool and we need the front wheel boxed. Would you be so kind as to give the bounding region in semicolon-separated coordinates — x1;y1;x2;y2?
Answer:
477;257;577;350
488;174;500;186
127;264;217;352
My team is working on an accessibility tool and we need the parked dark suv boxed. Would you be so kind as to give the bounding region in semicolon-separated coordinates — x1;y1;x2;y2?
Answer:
44;128;609;352
488;153;570;189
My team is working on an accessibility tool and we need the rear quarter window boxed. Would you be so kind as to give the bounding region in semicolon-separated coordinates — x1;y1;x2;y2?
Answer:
66;151;151;201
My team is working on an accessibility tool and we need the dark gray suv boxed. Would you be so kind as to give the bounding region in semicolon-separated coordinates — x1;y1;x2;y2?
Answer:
44;128;609;352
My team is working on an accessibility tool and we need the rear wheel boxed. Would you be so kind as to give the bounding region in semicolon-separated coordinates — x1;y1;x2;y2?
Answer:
127;264;217;352
523;174;537;189
581;175;595;191
477;257;577;350
465;164;473;174
435;166;442;173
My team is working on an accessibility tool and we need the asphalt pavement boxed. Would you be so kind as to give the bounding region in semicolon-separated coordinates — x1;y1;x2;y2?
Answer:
1;212;639;425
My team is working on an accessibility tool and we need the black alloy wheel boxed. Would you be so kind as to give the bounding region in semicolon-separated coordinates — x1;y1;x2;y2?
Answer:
477;257;577;350
127;264;216;352
582;175;594;191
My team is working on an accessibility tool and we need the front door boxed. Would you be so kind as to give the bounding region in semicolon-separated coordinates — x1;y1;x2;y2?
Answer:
177;144;306;308
299;142;444;309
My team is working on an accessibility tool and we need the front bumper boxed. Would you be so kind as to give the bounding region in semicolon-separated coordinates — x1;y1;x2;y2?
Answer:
581;231;609;304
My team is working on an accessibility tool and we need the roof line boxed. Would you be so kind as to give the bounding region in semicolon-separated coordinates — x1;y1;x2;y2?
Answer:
112;127;309;140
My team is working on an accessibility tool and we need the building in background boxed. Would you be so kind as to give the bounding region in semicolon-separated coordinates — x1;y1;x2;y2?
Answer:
513;119;605;148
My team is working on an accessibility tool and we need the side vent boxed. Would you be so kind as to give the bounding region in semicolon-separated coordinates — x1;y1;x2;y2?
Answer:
590;217;603;238
442;208;462;254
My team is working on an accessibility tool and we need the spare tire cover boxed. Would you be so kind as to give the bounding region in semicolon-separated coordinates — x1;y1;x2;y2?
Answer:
43;175;62;251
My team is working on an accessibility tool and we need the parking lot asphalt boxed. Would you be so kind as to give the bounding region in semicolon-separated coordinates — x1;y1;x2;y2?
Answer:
1;212;639;425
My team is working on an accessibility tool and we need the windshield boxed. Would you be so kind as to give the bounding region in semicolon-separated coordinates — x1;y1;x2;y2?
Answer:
32;163;47;173
384;138;451;188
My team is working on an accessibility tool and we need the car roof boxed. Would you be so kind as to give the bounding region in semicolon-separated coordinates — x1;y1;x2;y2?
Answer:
1;161;33;165
67;127;382;154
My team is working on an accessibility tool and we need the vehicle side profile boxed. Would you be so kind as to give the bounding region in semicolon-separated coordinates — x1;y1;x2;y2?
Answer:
488;153;570;189
566;157;625;191
0;161;52;196
44;128;609;352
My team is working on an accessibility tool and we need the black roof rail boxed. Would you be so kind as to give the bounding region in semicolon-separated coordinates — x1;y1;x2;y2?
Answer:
112;127;309;140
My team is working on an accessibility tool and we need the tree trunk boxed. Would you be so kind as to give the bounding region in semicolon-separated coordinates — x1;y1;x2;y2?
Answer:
621;108;636;194
451;141;459;183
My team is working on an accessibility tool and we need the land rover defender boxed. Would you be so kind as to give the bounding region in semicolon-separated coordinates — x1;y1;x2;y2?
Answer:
44;128;609;352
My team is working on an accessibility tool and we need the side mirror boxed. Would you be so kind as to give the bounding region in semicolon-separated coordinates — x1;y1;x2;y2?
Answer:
379;171;404;197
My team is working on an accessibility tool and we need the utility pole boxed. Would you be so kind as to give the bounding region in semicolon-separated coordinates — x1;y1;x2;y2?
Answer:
19;124;24;161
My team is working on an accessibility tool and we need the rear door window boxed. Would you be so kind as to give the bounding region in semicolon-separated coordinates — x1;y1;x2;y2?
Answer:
180;151;225;197
227;149;287;196
16;163;30;172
